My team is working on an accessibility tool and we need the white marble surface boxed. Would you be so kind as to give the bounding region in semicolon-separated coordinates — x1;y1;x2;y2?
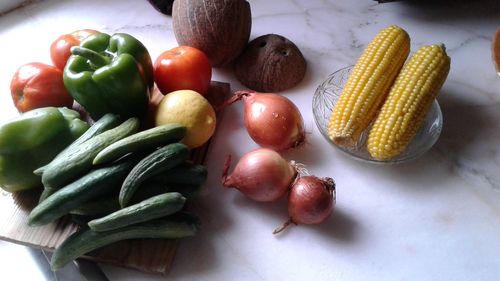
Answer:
0;0;499;280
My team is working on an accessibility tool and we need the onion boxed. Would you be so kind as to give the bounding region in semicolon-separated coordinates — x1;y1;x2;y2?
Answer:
222;90;305;151
274;176;336;234
222;148;298;202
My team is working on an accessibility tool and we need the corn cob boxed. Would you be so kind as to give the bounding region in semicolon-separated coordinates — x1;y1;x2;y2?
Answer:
367;44;451;160
328;25;410;147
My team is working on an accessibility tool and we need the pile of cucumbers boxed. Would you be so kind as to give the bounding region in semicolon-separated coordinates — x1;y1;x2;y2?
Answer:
28;114;206;271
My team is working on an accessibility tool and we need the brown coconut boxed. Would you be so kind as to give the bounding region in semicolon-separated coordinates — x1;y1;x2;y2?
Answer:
234;34;307;92
172;0;252;67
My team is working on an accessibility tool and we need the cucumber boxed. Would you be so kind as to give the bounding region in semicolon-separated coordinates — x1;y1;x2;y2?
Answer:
70;214;100;226
50;213;200;271
88;192;186;232
28;156;139;226
135;181;202;202
70;196;121;216
41;117;139;189
92;123;187;165
148;162;207;186
34;113;121;175
70;182;200;216
38;187;58;203
119;143;189;207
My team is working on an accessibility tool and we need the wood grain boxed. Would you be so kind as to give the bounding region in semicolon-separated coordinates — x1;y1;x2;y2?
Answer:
0;81;230;275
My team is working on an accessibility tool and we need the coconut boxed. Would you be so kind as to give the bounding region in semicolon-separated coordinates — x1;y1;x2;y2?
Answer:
172;0;252;67
234;34;307;93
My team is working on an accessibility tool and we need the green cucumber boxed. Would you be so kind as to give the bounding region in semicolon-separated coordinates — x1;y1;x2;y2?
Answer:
41;117;139;189
70;182;200;217
50;213;200;271
38;187;58;203
88;192;186;232
70;214;100;227
93;123;186;165
28;156;139;226
70;196;121;216
119;143;189;207
135;181;202;202
34;113;121;176
148;162;207;186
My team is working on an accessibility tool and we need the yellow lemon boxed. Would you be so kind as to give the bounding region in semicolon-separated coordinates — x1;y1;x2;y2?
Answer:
155;90;216;148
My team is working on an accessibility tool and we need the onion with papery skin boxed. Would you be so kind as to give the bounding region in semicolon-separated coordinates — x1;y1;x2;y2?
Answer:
274;176;335;234
222;148;298;202
222;90;306;151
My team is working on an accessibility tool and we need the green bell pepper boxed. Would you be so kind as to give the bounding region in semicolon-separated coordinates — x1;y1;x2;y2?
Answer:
63;32;154;120
0;107;89;192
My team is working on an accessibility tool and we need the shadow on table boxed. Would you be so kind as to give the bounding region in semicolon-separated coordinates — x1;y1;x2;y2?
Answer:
434;90;497;158
314;207;359;243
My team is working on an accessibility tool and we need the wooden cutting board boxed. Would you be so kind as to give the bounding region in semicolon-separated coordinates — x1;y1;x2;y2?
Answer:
0;81;230;275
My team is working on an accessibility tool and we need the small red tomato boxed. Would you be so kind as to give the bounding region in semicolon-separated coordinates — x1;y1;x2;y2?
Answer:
10;62;74;112
50;29;98;70
154;46;212;95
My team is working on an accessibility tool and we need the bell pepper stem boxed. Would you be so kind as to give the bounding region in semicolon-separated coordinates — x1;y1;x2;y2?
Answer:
71;46;110;68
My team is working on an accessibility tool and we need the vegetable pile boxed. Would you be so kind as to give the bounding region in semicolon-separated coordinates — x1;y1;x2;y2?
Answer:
0;0;343;273
169;0;335;234
0;25;220;271
27;116;206;270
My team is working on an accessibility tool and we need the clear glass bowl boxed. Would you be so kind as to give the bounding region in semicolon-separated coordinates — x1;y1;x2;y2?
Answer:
312;66;443;164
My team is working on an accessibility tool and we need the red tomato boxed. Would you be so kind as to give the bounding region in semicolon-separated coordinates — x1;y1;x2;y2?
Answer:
50;29;98;70
154;46;212;95
10;63;74;112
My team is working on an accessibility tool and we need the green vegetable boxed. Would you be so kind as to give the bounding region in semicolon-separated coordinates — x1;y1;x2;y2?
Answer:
119;143;190;207
70;214;100;227
88;192;186;232
70;196;121;217
41;117;139;189
50;213;200;271
38;187;57;203
70;182;201;216
148;162;208;186
29;155;139;226
64;32;154;120
134;182;202;202
34;113;121;176
93;123;186;165
0;107;88;192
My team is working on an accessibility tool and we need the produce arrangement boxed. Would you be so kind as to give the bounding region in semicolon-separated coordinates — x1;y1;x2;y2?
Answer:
172;0;306;92
0;0;462;275
222;148;336;234
0;22;219;270
328;25;451;160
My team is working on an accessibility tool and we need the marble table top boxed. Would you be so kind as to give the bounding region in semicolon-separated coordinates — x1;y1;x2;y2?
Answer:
0;0;499;280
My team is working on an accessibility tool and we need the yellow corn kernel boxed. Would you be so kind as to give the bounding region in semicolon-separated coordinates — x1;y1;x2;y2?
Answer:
367;44;451;160
328;25;410;147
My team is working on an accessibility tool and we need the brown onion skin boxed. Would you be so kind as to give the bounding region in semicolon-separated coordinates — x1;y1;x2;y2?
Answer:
240;91;305;151
288;176;335;225
222;148;297;202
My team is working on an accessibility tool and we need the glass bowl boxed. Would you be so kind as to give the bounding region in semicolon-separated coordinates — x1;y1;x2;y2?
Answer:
312;66;443;164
